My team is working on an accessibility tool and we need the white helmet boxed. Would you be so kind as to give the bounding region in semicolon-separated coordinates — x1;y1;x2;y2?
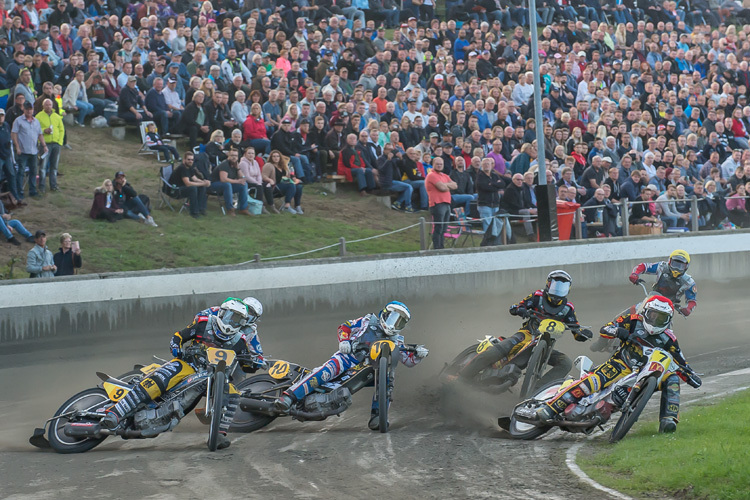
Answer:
379;301;411;337
215;297;250;342
242;296;263;324
640;295;674;336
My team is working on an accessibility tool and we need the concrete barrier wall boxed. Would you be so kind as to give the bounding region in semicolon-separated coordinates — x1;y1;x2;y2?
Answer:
3;231;749;342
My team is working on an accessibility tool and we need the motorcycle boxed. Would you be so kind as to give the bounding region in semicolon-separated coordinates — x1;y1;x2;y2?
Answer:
230;339;420;434
440;312;584;399
29;345;258;453
499;346;701;443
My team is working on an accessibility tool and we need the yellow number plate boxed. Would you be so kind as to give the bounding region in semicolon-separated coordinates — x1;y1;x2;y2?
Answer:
539;319;566;336
269;360;290;379
477;338;493;354
103;381;131;402
207;348;236;366
370;340;396;361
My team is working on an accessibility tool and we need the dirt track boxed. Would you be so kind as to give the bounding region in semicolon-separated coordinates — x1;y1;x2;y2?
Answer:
2;279;749;499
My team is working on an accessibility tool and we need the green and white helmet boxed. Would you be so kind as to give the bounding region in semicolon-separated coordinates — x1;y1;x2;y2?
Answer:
216;297;250;342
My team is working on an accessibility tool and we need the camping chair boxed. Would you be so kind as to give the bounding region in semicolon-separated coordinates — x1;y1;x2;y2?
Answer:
158;164;188;213
139;121;173;162
442;210;464;248
453;207;487;247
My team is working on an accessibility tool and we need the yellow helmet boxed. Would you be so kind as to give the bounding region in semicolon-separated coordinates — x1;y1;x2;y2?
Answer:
668;250;690;278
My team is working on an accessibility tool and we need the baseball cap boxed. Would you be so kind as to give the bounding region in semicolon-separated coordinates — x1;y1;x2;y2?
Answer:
400;23;408;28
457;59;465;64
167;76;177;83
429;132;439;138
434;74;444;80
468;51;477;57
327;66;335;71
0;108;5;115
114;171;126;178
667;121;676;126
408;17;416;21
554;53;562;59
282;118;292;124
23;101;33;109
577;51;586;57
128;75;137;82
602;157;612;163
34;230;46;238
407;98;417;103
658;124;666;130
334;119;344;126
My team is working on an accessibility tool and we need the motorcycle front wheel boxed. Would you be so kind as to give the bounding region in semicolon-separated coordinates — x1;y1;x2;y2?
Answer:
229;375;281;433
609;376;657;443
520;338;550;399
207;371;226;451
48;388;110;454
378;356;389;433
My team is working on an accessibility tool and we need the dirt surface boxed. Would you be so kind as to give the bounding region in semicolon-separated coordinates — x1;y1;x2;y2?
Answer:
2;279;749;499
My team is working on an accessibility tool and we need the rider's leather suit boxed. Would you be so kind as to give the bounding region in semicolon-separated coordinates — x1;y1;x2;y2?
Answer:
543;311;690;425
285;313;422;413
105;307;264;430
632;261;698;314
460;290;588;386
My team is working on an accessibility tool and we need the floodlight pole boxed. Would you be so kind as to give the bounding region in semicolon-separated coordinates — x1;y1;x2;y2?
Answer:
529;0;559;241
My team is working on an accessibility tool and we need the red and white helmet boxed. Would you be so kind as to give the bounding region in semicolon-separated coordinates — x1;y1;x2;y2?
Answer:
640;295;674;336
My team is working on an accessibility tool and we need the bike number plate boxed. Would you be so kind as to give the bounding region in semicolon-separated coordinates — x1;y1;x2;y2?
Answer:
539;319;565;336
103;381;131;402
477;338;493;354
269;360;290;379
207;348;236;366
370;340;396;361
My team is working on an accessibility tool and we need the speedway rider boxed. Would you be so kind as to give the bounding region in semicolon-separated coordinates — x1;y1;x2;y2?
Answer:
534;295;702;433
101;297;266;449
629;250;697;316
460;270;592;386
274;301;429;431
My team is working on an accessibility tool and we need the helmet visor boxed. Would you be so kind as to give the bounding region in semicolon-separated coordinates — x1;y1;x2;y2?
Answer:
547;279;570;298
669;258;688;273
644;309;671;330
220;310;247;330
382;310;407;332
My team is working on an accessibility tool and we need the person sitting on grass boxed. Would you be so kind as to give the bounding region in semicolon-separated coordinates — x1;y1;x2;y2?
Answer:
89;179;124;223
0;200;35;246
113;171;158;226
144;122;180;163
264;150;303;215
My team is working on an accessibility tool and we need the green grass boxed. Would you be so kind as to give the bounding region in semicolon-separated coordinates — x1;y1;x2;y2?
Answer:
579;389;750;500
0;127;425;278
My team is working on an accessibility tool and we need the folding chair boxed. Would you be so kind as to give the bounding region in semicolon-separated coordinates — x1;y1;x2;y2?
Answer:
139;121;172;162
453;207;486;247
442;210;463;248
158;164;188;213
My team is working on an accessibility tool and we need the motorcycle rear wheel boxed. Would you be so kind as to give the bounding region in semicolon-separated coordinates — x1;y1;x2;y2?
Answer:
520;338;549;399
378;356;389;433
207;371;226;452
609;377;657;443
229;375;281;433
48;388;110;454
507;380;562;440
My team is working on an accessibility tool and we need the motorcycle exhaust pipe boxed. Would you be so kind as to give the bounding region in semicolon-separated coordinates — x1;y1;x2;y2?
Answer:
64;422;105;438
239;397;276;414
289;406;347;422
549;417;602;429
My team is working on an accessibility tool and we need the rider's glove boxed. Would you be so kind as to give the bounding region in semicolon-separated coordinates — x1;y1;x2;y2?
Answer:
338;340;352;354
171;347;183;359
680;300;696;317
616;327;631;341
629;273;640;285
686;372;702;388
574;328;593;342
509;304;520;316
415;345;429;358
510;305;528;318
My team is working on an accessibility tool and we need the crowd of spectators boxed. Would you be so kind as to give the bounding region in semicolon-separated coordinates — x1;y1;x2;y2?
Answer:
2;0;750;258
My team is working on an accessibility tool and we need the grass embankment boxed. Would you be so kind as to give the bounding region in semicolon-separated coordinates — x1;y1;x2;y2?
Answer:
579;389;750;500
1;127;423;279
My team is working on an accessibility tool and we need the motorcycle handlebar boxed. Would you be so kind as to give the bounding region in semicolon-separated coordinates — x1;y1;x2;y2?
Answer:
525;310;581;330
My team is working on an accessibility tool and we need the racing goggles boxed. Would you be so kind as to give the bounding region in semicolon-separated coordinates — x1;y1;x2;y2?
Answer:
644;309;671;329
669;258;688;273
219;309;248;330
547;279;570;298
382;310;408;332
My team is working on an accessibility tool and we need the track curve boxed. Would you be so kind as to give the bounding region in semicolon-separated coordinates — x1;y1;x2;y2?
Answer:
2;279;750;499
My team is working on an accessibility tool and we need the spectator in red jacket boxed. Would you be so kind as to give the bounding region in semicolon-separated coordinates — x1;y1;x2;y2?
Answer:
338;133;376;195
89;179;124;222
242;102;271;155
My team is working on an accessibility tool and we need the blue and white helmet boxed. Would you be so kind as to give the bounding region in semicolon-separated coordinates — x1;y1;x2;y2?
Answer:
379;301;411;336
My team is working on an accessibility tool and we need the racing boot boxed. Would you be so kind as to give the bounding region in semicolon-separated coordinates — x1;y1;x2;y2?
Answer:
273;392;296;413
100;386;150;429
659;417;677;434
209;432;231;450
368;410;389;431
